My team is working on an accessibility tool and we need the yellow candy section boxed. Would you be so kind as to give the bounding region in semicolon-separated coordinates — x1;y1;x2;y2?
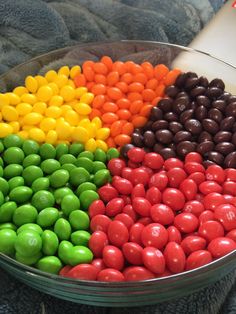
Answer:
0;65;109;151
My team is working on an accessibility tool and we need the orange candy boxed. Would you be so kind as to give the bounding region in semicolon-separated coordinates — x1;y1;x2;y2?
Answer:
114;134;131;146
107;87;123;100
103;102;118;113
101;112;119;124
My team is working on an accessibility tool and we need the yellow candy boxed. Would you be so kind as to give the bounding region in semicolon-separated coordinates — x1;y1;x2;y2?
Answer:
25;76;38;93
45;70;58;82
60;105;72;115
17;130;29;139
60;85;76;102
0;93;10;108
34;75;48;87
58;66;70;77
49;95;63;107
40;118;56;132
2;105;18;122
79;118;90;128
56;119;72;140
6;93;20;105
96;140;108;152
21;93;37;105
54;74;68;88
32;102;47;114
48;82;59;95
0;123;13;138
72;126;89;143
67;79;76;89
9;121;20;133
29;128;45;142
22;125;34;131
74;102;92;115
96;128;110;140
64;110;79;126
45;106;62;119
13;86;28;96
67;100;78;109
0;112;2;121
85;138;97;152
80;92;94;105
92;117;102;129
16;103;32;115
23;112;43;125
87;123;97;138
45;130;58;144
37;86;53;102
70;65;81;79
75;87;87;99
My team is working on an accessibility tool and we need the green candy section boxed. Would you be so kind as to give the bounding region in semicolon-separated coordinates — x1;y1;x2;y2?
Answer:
0;134;119;275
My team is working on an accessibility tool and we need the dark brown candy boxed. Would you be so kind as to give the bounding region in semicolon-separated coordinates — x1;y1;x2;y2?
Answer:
165;85;180;98
228;96;236;103
198;131;213;143
176;91;189;99
207;108;223;123
202;119;219;134
173;97;189;114
198;76;209;88
232;123;236;133
176;141;196;159
212;100;226;111
225;102;236;117
215;142;235;155
153;143;164;153
195;106;208;121
207;151;224;165
157;98;173;112
197;141;214;155
224;152;236;168
189;101;198;111
214;131;232;143
164;112;178;122
186;72;198;79
143;131;155;148
203;160;216;168
160;148;176;159
220;116;235;131
219;92;231;102
174;131;192;143
120;144;134;159
155;129;173;144
142;120;153;131
134;128;142;135
169;121;183;134
209;78;225;90
184;119;202;135
150;107;163;121
190;86;206;98
168;143;176;150
175;73;188;88
184;77;199;90
205;87;223;99
232;133;236;146
131;133;143;147
179;109;194;124
196;95;211;108
152;120;169;131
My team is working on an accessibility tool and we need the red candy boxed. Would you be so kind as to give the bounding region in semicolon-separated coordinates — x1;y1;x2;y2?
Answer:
223;181;236;196
103;245;124;270
185;250;212;271
129;223;145;245
205;165;225;184
112;176;133;195
114;213;134;230
179;179;197;201
97;269;125;282
107;221;129;247
214;204;236;231
142;247;165;274
198;221;224;242
123;204;138;221
122;242;143;265
183;200;204;217
89;231;109;257
145;187;161;205
88;200;106;218
98;184;118;203
132;197;151;217
199;181;222;195
123;266;155;281
131;184;146;199
90;214;111;232
67;264;98;280
167;226;182;244
141;223;168;249
127;147;145;163
181;236;206;255
164;242;186;273
185;152;203;164
167;167;187;188
203;192;225;211
106;198;124;217
143;153;164;170
150;204;174;225
174;213;199;233
208;237;236;258
162;188;185;211
108;158;126;176
131;168;150;186
164;158;184;170
149;172;168;191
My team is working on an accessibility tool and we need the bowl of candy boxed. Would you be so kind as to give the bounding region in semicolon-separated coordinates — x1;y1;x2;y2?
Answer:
0;41;236;307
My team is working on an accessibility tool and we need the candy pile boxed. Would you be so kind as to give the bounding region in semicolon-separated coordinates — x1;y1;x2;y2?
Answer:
59;148;236;281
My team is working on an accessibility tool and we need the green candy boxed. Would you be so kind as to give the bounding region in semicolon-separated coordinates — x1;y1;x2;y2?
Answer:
78;151;94;160
36;256;62;274
0;223;17;231
58;240;73;264
3;134;23;148
71;230;91;246
23;154;41;168
69;143;84;156
75;157;93;173
55;143;68;159
41;159;60;174
42;230;59;256
59;154;77;165
37;207;59;227
69;167;90;186
14;230;42;257
4;164;23;179
0;166;3;177
54;218;71;240
0;141;4;153
0;157;3;167
22;165;44;185
54;187;73;204
92;161;106;173
0;229;17;255
9;186;33;204
13;204;38;226
8;176;25;190
17;223;43;235
93;169;110;187
106;147;120;160
61;163;76;173
69;246;93;266
0;177;9;196
0;201;17;223
61;194;80;216
50;169;69;188
69;210;90;230
31;190;55;211
94;148;107;163
79;190;99;210
22;140;39;155
0;191;4;206
75;182;97;197
3;147;25;164
39;143;56;160
16;251;42;265
31;177;50;193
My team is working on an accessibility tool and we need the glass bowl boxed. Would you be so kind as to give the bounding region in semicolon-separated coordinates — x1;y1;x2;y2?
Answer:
0;41;236;307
